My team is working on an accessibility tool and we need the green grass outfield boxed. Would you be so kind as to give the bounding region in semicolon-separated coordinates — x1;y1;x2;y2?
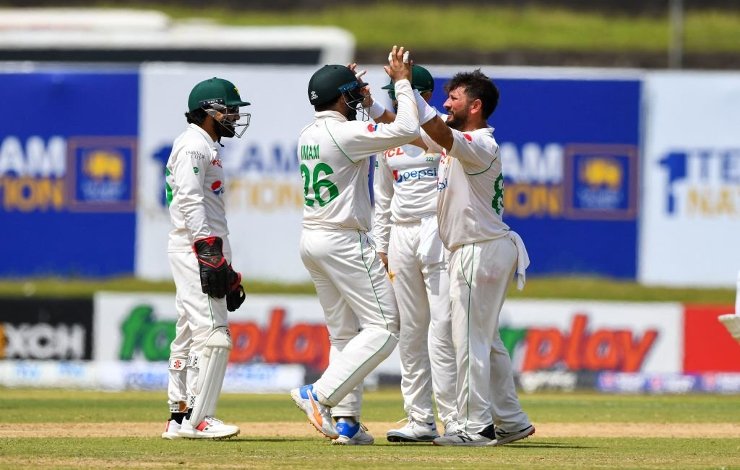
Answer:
0;276;735;305
1;389;738;469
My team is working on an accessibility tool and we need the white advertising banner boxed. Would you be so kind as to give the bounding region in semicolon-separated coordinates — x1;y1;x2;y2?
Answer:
640;71;740;287
93;293;683;377
93;291;402;378
137;64;317;282
135;64;439;283
500;299;683;373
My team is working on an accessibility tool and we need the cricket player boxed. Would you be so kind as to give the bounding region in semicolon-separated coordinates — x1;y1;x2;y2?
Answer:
371;65;459;442
161;77;249;440
290;46;419;445
413;69;535;446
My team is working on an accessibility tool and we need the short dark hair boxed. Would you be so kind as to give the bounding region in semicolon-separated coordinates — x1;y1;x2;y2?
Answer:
314;95;341;112
445;69;499;119
185;108;208;125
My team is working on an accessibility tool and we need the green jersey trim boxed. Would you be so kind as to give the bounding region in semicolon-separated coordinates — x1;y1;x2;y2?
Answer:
325;120;356;164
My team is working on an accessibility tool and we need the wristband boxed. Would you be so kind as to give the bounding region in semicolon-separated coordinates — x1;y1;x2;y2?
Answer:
414;89;437;125
367;101;385;120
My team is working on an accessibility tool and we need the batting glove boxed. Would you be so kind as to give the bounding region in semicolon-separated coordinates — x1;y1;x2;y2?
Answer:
226;266;246;312
193;236;230;298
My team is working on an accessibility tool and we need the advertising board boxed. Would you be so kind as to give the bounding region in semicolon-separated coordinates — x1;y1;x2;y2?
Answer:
0;297;94;360
477;75;641;278
682;304;740;373
136;64;315;282
8;66;740;286
93;292;401;377
0;69;138;276
136;65;643;283
498;299;683;374
374;67;642;279
640;72;740;287
94;293;686;376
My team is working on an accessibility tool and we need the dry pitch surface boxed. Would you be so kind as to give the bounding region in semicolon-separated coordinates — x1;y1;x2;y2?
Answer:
2;421;738;439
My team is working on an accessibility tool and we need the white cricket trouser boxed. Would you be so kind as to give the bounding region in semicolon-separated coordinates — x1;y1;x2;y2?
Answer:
300;229;400;417
388;221;457;427
167;250;230;411
449;236;530;434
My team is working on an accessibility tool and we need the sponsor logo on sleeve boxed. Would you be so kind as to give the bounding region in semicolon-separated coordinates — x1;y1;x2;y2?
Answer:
211;180;224;195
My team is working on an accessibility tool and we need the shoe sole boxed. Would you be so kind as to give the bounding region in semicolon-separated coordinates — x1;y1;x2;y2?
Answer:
332;437;375;446
161;433;181;440
432;439;491;447
290;389;338;439
179;429;240;440
387;433;438;443
488;425;535;447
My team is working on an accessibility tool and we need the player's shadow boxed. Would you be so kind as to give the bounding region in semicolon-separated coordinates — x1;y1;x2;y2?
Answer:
235;437;333;443
223;438;593;449
500;442;594;449
372;441;594;449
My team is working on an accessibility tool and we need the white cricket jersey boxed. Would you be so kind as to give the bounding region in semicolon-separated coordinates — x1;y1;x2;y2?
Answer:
165;124;230;253
432;126;510;250
372;138;441;253
298;79;419;231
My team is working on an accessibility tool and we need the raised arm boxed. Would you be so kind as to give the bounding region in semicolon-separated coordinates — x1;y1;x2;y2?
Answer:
329;46;420;158
416;93;454;151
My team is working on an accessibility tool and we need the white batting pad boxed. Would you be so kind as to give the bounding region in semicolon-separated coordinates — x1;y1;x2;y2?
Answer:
189;328;232;425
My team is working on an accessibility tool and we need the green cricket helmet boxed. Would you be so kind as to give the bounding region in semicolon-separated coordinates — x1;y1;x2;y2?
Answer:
188;77;250;112
188;77;251;138
308;64;367;111
383;64;434;101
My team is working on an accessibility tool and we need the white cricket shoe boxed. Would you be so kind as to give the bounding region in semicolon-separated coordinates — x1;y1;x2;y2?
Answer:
161;419;181;440
178;416;240;439
386;419;439;443
487;424;535;446
432;423;495;447
443;421;462;437
333;419;374;446
290;384;338;439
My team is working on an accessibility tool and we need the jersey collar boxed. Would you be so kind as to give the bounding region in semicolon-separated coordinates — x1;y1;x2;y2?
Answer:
189;123;218;146
314;110;348;122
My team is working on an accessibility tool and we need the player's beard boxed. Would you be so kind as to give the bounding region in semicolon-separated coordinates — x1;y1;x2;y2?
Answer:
445;107;467;130
344;104;358;121
216;120;236;139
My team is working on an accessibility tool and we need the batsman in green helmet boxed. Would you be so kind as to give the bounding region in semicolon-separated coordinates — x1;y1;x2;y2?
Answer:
161;77;250;441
